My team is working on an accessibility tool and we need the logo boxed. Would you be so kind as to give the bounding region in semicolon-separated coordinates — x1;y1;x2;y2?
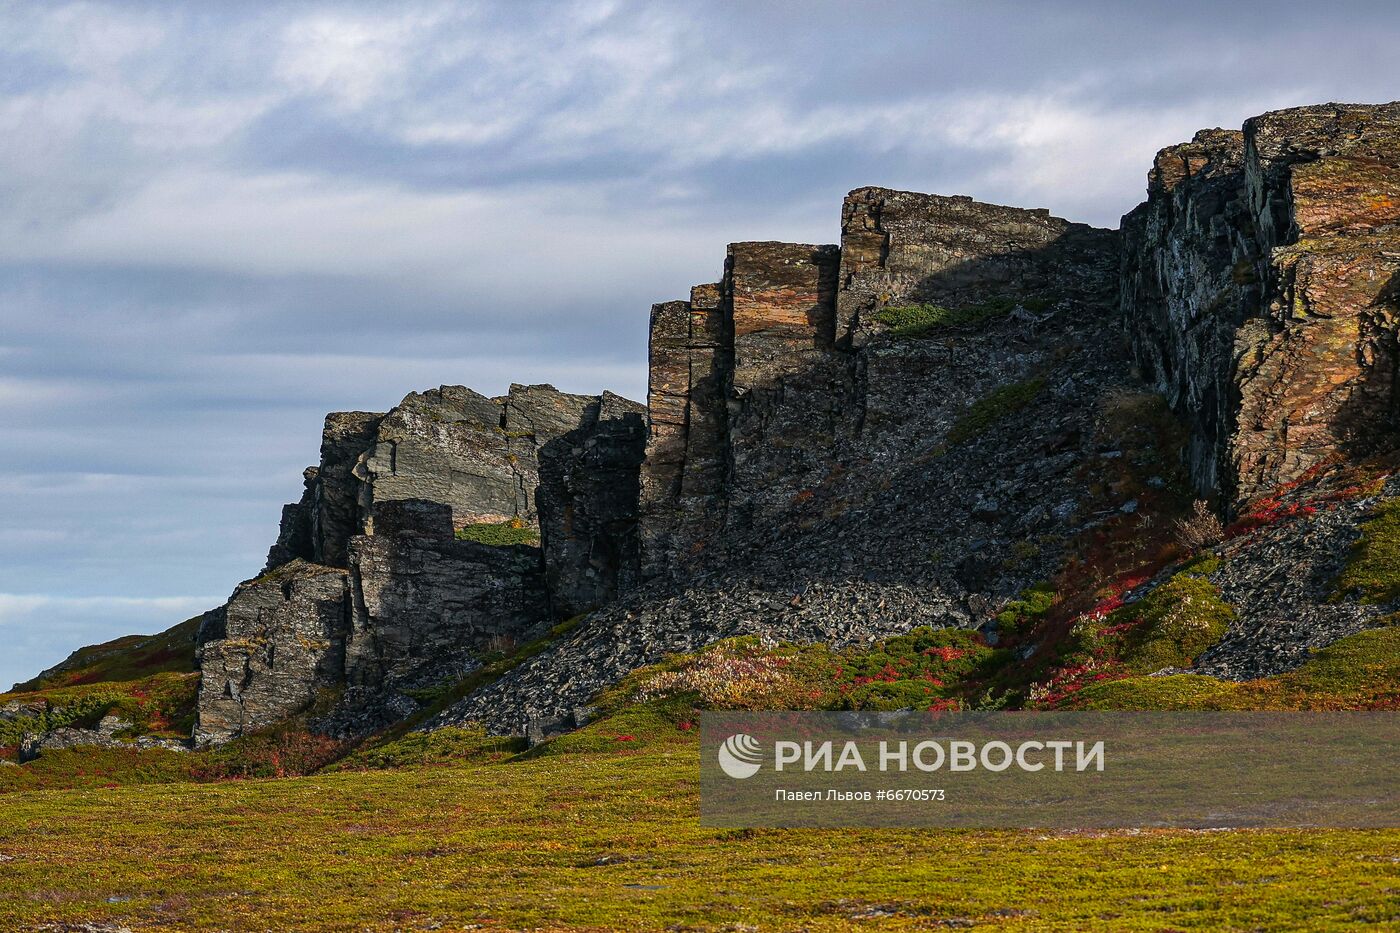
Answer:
717;733;763;779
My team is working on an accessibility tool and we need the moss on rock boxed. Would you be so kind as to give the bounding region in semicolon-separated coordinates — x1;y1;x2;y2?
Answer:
1119;574;1236;673
1335;498;1400;603
454;519;540;547
946;378;1045;447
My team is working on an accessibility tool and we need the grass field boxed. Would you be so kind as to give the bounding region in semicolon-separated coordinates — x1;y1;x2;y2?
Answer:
1;732;1396;931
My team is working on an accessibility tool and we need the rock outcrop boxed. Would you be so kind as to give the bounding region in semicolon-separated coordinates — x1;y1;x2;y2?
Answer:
265;384;609;574
178;100;1400;748
18;726;186;762
637;195;1117;582
345;499;549;692
314;412;384;567
537;392;647;618
439;191;1130;735
196;383;645;743
640;241;851;575
195;560;350;745
1122;103;1400;505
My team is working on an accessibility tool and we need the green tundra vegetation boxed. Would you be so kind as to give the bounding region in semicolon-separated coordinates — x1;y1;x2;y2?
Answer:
454;518;541;546
2;569;1397;928
873;295;1054;338
0;724;1396;930
1335;497;1400;603
4;457;1400;927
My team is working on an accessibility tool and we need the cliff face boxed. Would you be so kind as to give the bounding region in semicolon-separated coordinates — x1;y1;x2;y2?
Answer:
195;384;645;744
640;242;849;576
537;392;647;620
189;100;1400;748
265;383;609;574
637;192;1117;581
439;190;1132;736
1121;103;1400;506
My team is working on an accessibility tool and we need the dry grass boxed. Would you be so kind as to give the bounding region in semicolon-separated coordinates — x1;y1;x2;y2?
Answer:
1173;499;1225;551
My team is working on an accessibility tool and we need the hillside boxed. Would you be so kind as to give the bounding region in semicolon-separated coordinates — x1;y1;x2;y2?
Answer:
6;101;1400;758
3;101;1400;929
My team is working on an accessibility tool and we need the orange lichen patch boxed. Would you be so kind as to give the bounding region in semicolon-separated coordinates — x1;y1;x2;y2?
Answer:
1290;156;1400;236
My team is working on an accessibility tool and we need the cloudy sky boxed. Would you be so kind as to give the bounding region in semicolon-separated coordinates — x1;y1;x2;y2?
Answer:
2;0;1397;688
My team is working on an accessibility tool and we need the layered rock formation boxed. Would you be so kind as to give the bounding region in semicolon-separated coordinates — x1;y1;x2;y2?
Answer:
264;384;609;574
640;241;851;575
837;188;1118;445
196;560;349;744
439;191;1132;735
1122;103;1400;505
197;383;645;743
638;195;1117;582
186;100;1400;749
345;499;550;691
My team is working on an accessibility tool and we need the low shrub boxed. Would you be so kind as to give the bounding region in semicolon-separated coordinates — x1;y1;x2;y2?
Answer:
0;746;195;794
833;628;1008;711
191;727;346;780
1174;500;1224;551
0;672;200;746
995;583;1058;637
633;639;814;710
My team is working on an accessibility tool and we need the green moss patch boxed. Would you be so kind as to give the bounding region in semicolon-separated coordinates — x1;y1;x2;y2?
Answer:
946;378;1045;447
873;295;1052;338
1065;627;1400;711
1064;674;1245;711
1335;498;1400;603
455;519;540;547
1028;572;1236;707
1118;574;1236;673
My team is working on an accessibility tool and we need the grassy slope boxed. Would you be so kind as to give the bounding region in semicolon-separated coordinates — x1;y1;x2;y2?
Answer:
1;616;204;753
0;734;1396;931
9;614;200;693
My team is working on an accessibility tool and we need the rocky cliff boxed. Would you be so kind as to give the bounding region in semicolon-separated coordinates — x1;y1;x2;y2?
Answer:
435;188;1130;736
92;100;1400;750
1121;103;1400;506
194;384;645;744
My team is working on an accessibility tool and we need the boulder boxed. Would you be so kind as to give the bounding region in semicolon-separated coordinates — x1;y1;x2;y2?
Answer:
18;728;186;762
